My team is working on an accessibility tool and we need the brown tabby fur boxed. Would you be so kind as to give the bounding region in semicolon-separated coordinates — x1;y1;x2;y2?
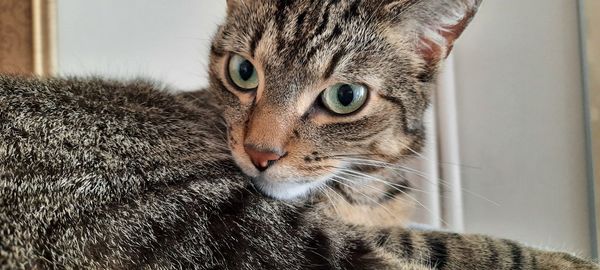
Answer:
1;75;598;269
212;0;481;225
1;0;598;269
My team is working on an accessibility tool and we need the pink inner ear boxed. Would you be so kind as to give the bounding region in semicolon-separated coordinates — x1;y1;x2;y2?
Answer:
418;11;474;63
418;38;443;64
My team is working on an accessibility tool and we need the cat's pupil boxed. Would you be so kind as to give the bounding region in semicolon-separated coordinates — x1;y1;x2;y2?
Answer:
337;84;355;106
238;60;254;81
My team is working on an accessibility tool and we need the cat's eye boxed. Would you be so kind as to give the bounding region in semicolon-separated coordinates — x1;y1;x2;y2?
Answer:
228;54;259;90
320;83;368;115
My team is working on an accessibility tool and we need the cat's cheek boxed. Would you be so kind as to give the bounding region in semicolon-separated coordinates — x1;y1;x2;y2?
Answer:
230;149;260;177
225;118;261;177
376;129;413;157
230;146;261;177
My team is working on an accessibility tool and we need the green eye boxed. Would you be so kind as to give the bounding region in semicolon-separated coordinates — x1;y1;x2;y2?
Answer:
321;83;368;115
228;54;259;90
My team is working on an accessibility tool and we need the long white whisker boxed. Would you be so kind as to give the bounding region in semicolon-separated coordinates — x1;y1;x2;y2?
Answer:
326;167;409;197
321;186;342;217
336;157;429;175
334;166;430;194
332;167;449;227
328;153;480;170
334;157;499;206
328;176;396;218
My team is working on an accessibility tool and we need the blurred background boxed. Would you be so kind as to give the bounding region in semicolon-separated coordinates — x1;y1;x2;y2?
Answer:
1;0;598;259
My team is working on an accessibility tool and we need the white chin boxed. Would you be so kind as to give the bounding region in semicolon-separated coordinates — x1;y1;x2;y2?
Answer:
252;178;325;201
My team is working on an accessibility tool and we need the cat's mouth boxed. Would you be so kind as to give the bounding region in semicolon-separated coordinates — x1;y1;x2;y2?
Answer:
236;157;333;200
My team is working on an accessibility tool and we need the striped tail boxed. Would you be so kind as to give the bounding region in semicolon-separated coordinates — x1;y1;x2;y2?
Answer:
366;229;599;270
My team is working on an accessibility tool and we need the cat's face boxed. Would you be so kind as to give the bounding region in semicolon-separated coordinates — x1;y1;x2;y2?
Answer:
209;0;480;200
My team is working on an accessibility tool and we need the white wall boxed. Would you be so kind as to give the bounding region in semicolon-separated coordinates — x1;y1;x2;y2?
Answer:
454;0;593;256
56;0;594;257
57;0;226;91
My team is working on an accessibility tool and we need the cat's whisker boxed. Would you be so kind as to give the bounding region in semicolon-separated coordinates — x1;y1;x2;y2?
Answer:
327;176;396;218
322;185;343;217
402;144;479;170
328;152;478;170
324;184;347;204
327;152;481;170
331;167;449;227
328;169;433;208
324;153;409;159
327;164;427;195
325;167;405;196
327;168;418;217
334;157;426;173
330;172;445;226
333;157;500;206
327;166;413;199
336;167;430;195
350;157;498;206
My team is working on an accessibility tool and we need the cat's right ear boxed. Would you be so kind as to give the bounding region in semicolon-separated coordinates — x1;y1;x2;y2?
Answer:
385;0;483;65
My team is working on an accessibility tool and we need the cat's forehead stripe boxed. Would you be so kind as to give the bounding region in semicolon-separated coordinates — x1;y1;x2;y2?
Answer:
322;49;346;80
265;0;351;63
249;26;264;57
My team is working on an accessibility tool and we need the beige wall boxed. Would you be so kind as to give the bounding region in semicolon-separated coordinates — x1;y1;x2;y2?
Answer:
454;0;592;256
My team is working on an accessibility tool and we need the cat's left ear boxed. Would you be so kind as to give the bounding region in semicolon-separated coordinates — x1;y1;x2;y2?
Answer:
385;0;482;64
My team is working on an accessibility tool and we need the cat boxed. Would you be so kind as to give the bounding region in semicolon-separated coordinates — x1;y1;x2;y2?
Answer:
0;75;598;269
1;0;597;269
211;0;482;226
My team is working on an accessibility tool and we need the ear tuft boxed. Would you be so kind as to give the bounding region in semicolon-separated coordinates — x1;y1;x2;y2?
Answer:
387;0;482;63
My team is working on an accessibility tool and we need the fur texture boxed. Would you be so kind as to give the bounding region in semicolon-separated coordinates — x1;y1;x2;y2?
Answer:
1;76;598;269
0;0;597;269
210;0;482;225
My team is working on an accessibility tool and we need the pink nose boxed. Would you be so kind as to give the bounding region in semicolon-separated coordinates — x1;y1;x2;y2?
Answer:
244;144;284;172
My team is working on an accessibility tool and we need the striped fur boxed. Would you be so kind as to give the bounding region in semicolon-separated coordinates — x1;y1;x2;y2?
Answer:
1;76;597;269
211;0;482;225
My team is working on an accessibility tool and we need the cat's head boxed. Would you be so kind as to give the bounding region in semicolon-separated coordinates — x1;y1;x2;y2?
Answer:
209;0;481;200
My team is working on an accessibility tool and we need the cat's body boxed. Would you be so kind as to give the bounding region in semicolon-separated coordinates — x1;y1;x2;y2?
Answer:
1;0;598;269
1;76;597;269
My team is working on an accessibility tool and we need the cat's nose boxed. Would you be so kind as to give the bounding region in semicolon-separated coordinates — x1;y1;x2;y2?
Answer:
244;144;284;172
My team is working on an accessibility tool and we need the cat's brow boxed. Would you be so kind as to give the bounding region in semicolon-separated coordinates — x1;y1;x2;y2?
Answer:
323;49;346;79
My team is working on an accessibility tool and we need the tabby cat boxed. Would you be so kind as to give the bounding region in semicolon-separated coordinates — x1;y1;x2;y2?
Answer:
1;0;598;269
1;76;597;269
213;0;482;226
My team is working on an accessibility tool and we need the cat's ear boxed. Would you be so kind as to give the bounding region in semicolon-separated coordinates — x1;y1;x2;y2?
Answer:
226;0;249;13
226;0;237;11
385;0;482;64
